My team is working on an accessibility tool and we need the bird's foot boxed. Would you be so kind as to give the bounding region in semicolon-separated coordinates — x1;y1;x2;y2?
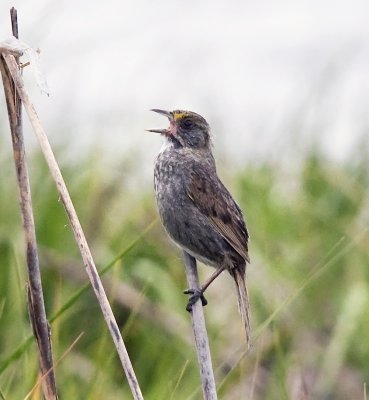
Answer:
183;288;208;312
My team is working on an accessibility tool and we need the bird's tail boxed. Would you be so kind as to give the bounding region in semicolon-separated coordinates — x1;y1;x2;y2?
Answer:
231;267;251;349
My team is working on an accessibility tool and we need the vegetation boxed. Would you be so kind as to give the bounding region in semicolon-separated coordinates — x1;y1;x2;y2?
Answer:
0;141;368;399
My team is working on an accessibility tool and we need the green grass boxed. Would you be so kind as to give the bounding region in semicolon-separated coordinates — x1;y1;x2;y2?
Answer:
0;143;368;399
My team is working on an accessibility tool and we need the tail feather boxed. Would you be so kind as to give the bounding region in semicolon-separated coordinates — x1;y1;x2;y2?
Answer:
232;268;251;349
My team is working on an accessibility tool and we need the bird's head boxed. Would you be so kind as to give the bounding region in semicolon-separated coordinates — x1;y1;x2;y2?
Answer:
148;109;211;150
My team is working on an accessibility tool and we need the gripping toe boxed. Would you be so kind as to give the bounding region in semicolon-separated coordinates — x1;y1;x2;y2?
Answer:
184;288;208;312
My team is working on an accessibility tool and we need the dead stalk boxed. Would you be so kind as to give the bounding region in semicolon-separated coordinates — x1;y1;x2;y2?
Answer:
183;251;217;400
0;8;58;400
1;51;143;400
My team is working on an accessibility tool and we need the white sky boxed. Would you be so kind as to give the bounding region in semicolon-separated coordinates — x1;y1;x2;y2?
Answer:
1;0;369;169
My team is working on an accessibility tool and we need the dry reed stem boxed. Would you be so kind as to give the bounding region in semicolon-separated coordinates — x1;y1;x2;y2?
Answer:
41;249;192;344
1;52;144;400
183;251;217;400
24;332;84;400
0;8;58;399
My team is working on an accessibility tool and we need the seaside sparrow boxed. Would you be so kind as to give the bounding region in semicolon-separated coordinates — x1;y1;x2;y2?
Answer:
148;109;251;346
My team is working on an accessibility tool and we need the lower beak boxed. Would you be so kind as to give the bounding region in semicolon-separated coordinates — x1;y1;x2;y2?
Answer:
146;128;169;134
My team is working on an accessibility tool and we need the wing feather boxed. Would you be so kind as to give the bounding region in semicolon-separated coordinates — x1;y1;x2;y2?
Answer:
187;167;250;263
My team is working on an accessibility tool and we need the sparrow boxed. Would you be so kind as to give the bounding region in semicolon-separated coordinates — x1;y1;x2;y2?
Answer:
148;109;251;346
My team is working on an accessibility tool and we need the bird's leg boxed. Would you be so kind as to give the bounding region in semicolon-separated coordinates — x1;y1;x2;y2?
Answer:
184;265;226;312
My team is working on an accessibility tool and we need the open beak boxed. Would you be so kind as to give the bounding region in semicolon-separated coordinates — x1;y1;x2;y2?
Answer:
150;109;173;120
146;109;174;134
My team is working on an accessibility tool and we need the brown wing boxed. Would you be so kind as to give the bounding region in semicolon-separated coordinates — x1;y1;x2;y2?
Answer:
187;167;250;263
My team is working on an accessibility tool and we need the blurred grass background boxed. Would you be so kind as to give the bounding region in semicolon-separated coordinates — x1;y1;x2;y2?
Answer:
1;1;369;398
0;130;368;399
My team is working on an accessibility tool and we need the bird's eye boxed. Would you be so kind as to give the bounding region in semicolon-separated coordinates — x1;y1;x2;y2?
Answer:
182;118;193;128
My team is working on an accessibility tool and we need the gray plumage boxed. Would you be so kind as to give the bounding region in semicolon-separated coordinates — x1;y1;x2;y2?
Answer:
149;109;251;347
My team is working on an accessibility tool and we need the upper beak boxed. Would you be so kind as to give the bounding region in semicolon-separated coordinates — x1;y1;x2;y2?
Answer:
150;109;173;120
146;109;174;134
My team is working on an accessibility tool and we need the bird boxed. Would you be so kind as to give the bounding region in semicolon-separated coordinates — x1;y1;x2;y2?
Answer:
148;109;251;346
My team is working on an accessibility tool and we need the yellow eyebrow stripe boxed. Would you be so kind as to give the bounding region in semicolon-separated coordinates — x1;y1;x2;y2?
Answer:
173;112;188;120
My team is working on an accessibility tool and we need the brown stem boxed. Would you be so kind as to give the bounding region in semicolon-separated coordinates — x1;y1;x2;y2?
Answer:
0;7;58;400
1;49;144;400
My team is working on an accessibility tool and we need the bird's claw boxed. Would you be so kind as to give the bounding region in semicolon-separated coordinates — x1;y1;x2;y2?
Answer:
183;288;208;312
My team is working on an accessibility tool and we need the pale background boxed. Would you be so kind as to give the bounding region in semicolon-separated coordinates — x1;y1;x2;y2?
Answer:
1;0;369;170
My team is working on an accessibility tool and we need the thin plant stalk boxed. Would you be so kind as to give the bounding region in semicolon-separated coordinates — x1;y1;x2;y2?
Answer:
0;221;156;377
183;251;217;400
0;8;57;399
1;52;143;399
